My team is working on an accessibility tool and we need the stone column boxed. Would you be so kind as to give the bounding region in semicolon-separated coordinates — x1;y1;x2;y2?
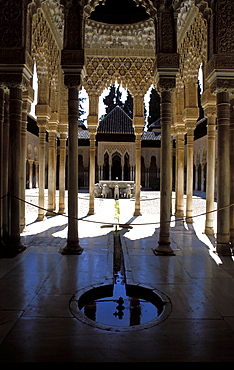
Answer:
204;109;216;234
2;92;9;244
36;110;49;221
20;89;33;231
175;128;185;218
230;97;234;245
134;131;142;215
183;78;199;223
88;129;97;215
46;129;57;215
8;86;26;255
132;94;144;216
154;89;175;255
185;123;196;222
61;86;83;255
28;160;33;189
216;91;231;255
87;94;98;215
0;87;4;245
58;132;67;214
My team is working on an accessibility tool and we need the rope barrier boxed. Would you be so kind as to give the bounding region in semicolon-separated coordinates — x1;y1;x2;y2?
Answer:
4;192;234;227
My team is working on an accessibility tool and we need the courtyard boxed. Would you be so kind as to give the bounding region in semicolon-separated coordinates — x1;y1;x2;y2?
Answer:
1;190;234;362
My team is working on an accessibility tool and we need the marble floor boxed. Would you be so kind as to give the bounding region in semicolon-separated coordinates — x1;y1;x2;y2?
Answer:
1;189;234;362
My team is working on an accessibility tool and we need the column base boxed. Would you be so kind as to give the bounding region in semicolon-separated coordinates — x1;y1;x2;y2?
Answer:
216;242;232;256
37;214;45;222
87;209;95;216
133;210;142;216
58;209;65;215
46;209;56;217
61;241;83;255
153;242;175;256
185;215;193;224
175;210;184;218
0;238;26;258
204;226;214;235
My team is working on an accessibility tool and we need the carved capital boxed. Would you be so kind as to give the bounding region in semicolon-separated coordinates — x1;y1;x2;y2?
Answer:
157;77;176;93
182;107;199;127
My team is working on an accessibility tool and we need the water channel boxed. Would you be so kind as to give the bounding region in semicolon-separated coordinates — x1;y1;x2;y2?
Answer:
78;201;166;328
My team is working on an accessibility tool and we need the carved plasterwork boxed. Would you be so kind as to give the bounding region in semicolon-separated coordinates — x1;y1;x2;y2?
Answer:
85;19;155;57
98;142;135;165
83;55;154;95
177;5;207;85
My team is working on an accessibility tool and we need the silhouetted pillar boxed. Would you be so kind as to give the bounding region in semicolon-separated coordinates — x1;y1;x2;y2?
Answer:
61;87;83;255
2;92;9;244
154;90;174;255
8;86;26;254
0;87;4;246
230;97;234;245
20;89;33;231
216;91;231;255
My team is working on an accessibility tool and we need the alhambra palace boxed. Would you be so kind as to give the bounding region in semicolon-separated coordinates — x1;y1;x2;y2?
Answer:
1;0;234;363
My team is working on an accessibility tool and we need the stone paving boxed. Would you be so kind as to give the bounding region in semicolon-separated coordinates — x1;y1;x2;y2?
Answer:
1;189;234;363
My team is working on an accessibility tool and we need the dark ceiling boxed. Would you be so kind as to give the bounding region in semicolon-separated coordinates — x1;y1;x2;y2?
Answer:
89;0;149;24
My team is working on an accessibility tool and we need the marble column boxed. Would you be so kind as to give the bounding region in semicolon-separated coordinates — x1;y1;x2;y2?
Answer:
58;133;67;214
87;94;98;215
62;87;83;255
216;91;231;255
134;131;142;216
175;129;185;218
88;129;96;215
185;124;196;222
0;87;4;245
205;113;216;234
28;160;33;189
8;86;26;254
36;122;47;221
230;97;234;245
2;92;9;244
20;89;34;232
154;90;174;255
47;130;57;215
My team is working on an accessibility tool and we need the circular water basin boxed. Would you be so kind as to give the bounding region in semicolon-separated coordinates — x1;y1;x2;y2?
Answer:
70;283;171;331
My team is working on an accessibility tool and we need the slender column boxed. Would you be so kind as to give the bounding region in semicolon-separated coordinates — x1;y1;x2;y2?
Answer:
175;130;185;218
47;130;57;215
20;89;33;231
62;87;83;255
88;130;96;215
230;97;234;245
205;114;216;234
2;92;9;244
35;161;39;188
154;90;174;255
0;87;4;245
87;94;98;215
58;133;67;214
8;87;25;255
216;91;231;255
185;125;196;222
134;131;142;215
28;160;33;189
37;123;47;221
